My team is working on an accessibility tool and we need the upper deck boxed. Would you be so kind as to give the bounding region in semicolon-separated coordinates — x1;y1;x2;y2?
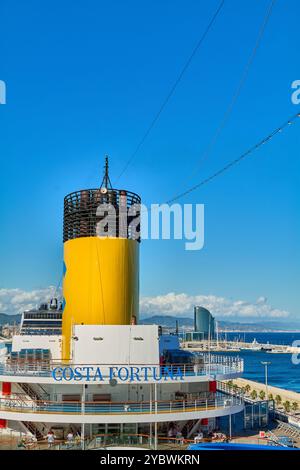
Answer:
0;353;243;384
20;300;63;336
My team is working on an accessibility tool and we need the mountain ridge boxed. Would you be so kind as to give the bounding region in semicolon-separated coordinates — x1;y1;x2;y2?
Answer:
0;313;22;325
0;312;299;332
140;315;300;331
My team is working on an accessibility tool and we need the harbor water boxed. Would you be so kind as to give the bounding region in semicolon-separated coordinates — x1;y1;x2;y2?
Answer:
223;332;300;393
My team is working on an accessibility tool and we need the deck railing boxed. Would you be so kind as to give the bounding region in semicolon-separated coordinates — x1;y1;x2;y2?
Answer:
0;355;243;379
0;393;242;416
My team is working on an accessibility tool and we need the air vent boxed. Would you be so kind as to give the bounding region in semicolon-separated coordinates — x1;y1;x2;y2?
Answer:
93;337;104;341
133;337;144;341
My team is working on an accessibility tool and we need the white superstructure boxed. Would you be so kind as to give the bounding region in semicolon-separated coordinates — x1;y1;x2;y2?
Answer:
0;322;244;448
0;163;245;449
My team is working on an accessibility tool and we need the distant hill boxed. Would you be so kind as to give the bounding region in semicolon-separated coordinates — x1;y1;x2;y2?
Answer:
1;311;298;332
218;320;300;332
140;315;300;331
0;313;22;325
140;315;193;328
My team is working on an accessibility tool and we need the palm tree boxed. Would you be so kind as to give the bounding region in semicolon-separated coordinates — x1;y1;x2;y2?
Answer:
268;393;274;401
232;384;238;394
227;380;233;389
250;389;258;401
275;395;282;407
291;402;299;413
259;390;266;400
283;401;291;413
245;384;251;395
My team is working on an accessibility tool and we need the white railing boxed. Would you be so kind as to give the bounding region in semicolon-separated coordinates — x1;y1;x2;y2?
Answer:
0;393;243;416
0;356;243;380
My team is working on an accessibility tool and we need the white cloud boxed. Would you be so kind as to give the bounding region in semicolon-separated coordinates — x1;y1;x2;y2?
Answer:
0;287;289;321
140;292;290;320
0;287;62;314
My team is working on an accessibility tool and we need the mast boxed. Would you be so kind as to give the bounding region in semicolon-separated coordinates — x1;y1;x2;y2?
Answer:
100;155;112;189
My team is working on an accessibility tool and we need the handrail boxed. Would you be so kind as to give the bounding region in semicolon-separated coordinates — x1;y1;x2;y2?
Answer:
0;357;243;378
0;394;242;415
24;432;277;449
1;393;228;406
3;358;243;366
18;383;49;400
217;380;245;397
49;432;237;450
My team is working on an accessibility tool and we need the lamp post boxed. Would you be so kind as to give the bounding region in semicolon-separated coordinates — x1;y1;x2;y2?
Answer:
261;361;271;426
261;361;271;399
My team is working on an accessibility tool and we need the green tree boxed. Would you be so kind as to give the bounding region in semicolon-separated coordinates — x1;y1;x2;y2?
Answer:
250;389;258;401
268;393;274;401
275;395;282;407
283;401;291;413
291;402;299;413
259;390;266;400
245;385;251;395
227;380;233;389
232;384;238;394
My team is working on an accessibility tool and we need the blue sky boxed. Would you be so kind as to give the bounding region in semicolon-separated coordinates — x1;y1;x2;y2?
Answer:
0;0;299;321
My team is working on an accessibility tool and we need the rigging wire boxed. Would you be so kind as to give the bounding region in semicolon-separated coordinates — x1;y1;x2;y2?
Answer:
188;0;277;178
116;0;226;182
164;112;300;205
52;270;63;299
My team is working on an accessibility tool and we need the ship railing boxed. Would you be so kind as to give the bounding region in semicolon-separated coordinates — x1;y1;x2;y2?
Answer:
196;353;244;371
8;392;49;405
51;433;192;450
49;433;186;450
0;358;243;378
0;393;243;415
217;380;246;397
0;361;52;377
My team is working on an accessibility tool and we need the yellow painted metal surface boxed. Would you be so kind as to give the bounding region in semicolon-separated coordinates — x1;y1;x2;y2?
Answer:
62;237;139;359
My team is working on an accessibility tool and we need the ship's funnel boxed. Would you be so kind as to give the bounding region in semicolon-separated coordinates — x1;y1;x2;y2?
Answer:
62;157;141;359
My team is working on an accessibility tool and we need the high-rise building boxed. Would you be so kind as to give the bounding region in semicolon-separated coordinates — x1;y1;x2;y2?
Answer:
194;306;215;340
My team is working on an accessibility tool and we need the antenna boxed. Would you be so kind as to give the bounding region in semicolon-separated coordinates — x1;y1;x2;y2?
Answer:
100;155;112;189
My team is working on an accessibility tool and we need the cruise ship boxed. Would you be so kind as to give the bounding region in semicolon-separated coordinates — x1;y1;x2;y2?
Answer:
0;159;244;449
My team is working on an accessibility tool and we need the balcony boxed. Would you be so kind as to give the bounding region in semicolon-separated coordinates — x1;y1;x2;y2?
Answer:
0;392;244;424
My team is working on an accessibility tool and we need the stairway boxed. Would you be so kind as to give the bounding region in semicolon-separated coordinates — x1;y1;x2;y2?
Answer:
276;420;300;439
17;383;48;440
187;419;201;438
21;421;44;440
18;382;49;402
181;419;199;438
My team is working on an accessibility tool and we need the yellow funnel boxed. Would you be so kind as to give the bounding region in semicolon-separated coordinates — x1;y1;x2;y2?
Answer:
62;236;139;359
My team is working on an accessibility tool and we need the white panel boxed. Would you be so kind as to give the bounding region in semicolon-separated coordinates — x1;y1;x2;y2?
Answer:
129;325;159;365
11;335;62;360
73;325;159;365
73;325;131;364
